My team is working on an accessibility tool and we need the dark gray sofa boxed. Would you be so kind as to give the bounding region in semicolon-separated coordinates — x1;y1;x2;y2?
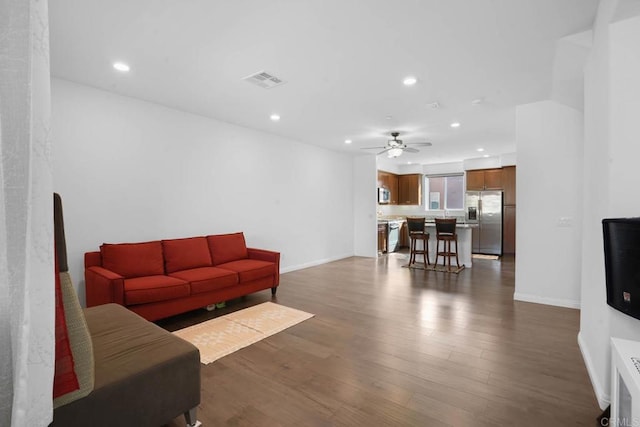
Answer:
51;193;201;427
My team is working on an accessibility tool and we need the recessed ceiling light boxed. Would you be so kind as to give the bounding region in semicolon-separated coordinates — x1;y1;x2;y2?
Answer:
477;148;484;152
483;154;489;158
344;139;352;144
403;76;417;86
270;114;280;121
471;98;484;105
450;122;461;128
407;161;412;164
113;62;130;72
385;116;393;120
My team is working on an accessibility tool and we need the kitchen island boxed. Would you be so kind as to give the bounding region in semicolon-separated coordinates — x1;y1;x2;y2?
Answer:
424;223;474;268
378;218;476;267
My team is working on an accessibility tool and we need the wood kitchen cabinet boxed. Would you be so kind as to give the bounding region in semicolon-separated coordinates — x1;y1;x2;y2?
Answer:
466;170;485;191
377;222;387;254
377;171;388;189
398;174;422;205
377;171;399;204
399;221;409;248
503;205;516;254
388;174;398;204
502;166;516;255
466;168;503;190
484;169;503;189
502;166;516;206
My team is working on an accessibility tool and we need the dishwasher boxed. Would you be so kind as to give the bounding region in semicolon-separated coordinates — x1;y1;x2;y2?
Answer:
387;221;401;252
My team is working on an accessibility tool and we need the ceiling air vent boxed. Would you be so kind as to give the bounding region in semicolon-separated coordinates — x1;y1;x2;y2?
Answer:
242;71;286;89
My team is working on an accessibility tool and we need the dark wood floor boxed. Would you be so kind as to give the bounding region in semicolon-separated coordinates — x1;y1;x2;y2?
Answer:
162;252;601;426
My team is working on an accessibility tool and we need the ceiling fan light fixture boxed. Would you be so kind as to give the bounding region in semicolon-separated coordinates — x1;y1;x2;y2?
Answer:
387;148;403;158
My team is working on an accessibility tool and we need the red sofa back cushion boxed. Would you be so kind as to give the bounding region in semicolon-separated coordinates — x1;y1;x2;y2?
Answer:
207;232;248;265
162;237;212;273
101;241;164;278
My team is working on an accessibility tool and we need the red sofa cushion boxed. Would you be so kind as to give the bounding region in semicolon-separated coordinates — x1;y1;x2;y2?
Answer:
162;237;212;273
101;241;164;278
169;267;238;294
216;259;276;283
124;275;190;305
207;233;248;265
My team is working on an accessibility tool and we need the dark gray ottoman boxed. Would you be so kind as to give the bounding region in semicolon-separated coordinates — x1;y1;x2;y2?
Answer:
52;303;200;427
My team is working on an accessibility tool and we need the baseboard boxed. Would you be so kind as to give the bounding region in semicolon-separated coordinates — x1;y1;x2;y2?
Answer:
578;331;610;410
513;292;581;309
280;253;353;274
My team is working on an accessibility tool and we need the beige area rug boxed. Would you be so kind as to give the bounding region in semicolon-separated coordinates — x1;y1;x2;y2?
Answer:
173;302;314;364
403;263;466;274
472;254;500;260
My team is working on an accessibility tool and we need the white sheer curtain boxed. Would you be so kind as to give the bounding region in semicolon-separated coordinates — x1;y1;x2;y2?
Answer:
0;0;54;425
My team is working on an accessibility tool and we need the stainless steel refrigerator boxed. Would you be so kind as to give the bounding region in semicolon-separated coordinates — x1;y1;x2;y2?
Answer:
465;191;503;255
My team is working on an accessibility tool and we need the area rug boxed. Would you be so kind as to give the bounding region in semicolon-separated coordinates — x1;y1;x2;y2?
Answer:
173;302;314;364
472;254;500;260
404;263;466;273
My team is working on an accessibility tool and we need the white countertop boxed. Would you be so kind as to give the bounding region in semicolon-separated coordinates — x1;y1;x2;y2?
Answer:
425;223;477;228
377;218;476;228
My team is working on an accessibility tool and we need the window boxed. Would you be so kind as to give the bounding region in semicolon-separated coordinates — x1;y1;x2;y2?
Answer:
424;175;463;210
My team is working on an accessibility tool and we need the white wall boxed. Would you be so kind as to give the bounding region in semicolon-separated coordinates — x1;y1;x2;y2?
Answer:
578;0;614;409
514;100;584;308
423;161;464;175
375;157;401;174
52;78;356;304
463;156;502;171
551;31;592;111
579;2;640;409
353;155;378;257
499;152;517;167
607;13;640;360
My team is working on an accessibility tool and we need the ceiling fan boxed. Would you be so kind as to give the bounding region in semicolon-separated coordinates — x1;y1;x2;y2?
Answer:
361;132;432;158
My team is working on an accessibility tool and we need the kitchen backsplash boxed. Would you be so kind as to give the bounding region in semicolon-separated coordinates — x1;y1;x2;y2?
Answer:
378;204;466;223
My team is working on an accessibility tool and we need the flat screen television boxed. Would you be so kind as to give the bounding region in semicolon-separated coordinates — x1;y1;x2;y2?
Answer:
603;218;640;320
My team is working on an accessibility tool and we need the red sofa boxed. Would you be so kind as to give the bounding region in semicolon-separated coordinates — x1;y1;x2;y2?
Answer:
85;232;280;321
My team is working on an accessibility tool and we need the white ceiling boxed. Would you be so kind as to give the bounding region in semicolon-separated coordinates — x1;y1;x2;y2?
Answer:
49;0;599;166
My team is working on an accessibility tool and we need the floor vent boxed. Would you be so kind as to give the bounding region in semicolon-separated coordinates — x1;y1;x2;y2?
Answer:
242;71;286;89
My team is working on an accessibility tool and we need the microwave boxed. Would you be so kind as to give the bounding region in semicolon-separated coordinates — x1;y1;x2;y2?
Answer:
378;188;390;204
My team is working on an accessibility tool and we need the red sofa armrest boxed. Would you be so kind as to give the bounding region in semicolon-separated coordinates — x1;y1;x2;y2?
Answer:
84;251;102;268
85;266;125;307
247;248;280;285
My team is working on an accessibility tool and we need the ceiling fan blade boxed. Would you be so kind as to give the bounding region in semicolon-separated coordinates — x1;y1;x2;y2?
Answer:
406;142;432;147
403;147;419;153
360;146;387;150
377;148;392;155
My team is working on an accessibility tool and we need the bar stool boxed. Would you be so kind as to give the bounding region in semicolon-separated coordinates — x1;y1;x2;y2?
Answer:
406;217;429;266
435;218;461;271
